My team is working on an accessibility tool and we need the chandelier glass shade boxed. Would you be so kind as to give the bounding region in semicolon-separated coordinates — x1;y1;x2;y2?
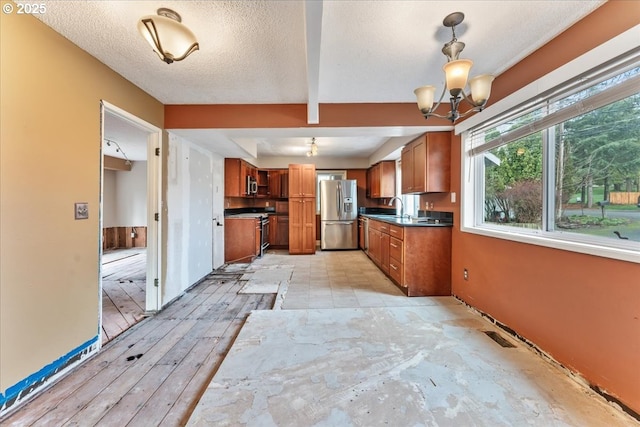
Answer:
414;12;494;123
138;8;199;64
306;138;319;157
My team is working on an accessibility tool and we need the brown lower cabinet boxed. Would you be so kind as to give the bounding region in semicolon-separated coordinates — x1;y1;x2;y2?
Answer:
269;215;289;247
224;217;261;263
366;218;451;296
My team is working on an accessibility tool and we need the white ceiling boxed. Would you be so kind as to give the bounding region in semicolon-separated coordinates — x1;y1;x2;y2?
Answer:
25;0;605;162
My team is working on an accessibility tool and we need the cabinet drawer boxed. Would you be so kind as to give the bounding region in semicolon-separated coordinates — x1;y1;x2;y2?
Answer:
389;225;403;240
379;223;390;234
389;237;403;262
389;257;403;285
369;219;383;232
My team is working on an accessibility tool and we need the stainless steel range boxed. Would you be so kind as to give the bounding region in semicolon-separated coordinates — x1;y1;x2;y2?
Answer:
259;215;269;257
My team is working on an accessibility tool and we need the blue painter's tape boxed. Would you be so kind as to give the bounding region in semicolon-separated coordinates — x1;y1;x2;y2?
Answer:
0;335;99;407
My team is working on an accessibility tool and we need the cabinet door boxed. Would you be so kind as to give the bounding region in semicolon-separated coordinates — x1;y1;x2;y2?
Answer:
289;164;316;198
379;161;396;198
268;170;280;198
412;136;427;193
288;198;315;254
370;164;380;198
269;216;278;245
380;232;390;274
425;132;451;192
367;227;381;266
277;216;289;246
401;145;413;194
280;171;289;198
224;158;242;197
289;165;303;197
301;164;316;197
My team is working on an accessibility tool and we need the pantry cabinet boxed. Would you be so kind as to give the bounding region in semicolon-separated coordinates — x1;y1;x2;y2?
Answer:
289;164;316;254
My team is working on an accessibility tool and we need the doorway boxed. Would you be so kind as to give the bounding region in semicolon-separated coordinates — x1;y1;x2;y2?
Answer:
100;101;162;345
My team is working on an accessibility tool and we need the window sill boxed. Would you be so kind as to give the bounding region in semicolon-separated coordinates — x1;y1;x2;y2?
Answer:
461;224;640;264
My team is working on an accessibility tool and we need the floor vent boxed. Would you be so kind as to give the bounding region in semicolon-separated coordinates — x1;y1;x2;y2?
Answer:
484;331;516;348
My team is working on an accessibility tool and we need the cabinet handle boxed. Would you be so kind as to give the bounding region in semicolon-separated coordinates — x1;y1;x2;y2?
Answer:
390;264;398;270
390;243;398;248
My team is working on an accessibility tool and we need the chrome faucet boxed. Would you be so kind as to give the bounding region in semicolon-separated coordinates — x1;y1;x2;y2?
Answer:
388;196;404;218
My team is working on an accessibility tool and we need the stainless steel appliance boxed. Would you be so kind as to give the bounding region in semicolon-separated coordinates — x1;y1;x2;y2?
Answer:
259;215;269;256
246;175;258;195
320;180;358;250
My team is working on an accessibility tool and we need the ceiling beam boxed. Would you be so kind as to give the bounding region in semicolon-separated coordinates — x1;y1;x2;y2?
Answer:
304;0;323;125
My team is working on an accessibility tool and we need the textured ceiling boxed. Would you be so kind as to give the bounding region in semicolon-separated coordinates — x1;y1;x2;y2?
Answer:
25;1;605;161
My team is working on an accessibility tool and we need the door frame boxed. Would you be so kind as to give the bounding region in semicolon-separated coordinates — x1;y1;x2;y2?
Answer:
100;101;163;333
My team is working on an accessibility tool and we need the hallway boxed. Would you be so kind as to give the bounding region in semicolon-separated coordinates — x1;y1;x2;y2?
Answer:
1;250;635;426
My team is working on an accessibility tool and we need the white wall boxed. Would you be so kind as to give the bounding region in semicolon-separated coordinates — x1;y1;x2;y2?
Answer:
102;169;117;227
116;161;147;226
102;163;147;227
164;134;215;304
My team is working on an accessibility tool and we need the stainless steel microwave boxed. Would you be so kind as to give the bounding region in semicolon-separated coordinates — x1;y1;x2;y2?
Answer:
246;176;258;195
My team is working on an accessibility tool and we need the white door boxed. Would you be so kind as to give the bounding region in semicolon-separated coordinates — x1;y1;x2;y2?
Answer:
212;153;224;269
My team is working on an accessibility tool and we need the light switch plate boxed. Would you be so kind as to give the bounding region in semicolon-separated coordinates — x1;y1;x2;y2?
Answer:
75;202;89;220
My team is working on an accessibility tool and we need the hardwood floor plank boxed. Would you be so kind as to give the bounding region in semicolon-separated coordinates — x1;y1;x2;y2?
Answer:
126;337;220;427
93;364;176;426
157;333;242;427
58;319;198;426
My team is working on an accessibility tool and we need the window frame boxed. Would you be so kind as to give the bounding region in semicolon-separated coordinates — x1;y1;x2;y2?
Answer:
459;27;640;264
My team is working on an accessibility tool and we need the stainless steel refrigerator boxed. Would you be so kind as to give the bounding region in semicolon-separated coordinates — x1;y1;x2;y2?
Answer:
320;180;358;250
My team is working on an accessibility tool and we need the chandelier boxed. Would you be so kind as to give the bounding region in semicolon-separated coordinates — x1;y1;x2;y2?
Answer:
306;138;318;157
414;12;494;123
138;8;199;64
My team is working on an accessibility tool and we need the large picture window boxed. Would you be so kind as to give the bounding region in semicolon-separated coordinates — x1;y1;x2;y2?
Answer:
463;55;640;262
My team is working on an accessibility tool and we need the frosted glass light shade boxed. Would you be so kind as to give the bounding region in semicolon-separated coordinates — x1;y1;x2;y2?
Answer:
443;59;473;93
414;85;436;112
469;74;494;105
138;12;199;63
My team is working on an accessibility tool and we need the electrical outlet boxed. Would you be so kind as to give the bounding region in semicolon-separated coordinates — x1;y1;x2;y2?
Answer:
463;269;469;281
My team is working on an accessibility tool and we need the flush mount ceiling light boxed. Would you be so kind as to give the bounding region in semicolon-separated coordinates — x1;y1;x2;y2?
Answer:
306;138;319;157
137;8;199;64
414;12;494;123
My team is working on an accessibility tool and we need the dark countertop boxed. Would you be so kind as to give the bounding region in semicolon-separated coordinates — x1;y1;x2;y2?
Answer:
225;213;265;219
360;214;453;227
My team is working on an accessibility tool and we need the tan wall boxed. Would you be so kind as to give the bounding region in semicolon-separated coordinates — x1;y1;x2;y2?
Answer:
0;11;163;397
421;1;640;413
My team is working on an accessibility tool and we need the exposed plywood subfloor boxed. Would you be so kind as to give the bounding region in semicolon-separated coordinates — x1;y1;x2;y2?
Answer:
1;267;274;426
101;248;147;344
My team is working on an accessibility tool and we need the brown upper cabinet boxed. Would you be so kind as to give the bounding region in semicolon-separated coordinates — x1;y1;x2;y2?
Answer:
401;132;450;194
225;158;257;197
368;160;396;199
288;163;316;197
